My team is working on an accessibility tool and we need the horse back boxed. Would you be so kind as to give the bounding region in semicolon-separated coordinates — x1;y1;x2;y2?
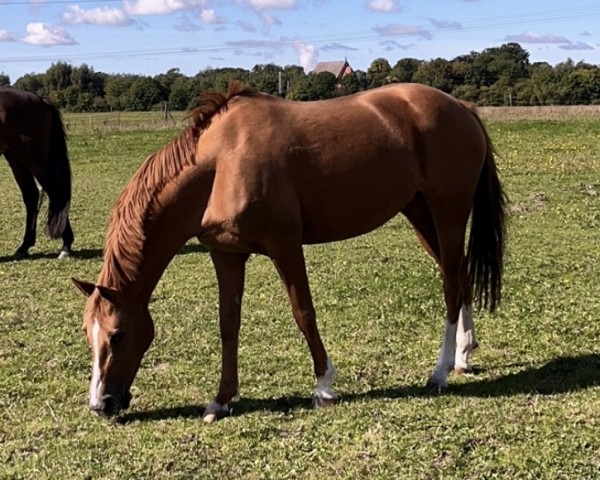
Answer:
197;84;488;246
0;88;53;162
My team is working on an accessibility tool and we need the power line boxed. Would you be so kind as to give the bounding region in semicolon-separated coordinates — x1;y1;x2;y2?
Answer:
1;4;599;65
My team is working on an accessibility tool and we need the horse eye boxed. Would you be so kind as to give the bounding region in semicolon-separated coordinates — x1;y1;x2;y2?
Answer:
109;331;126;348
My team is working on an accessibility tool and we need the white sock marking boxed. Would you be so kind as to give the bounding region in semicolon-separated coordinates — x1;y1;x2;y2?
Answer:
455;304;477;371
431;318;457;387
314;356;338;400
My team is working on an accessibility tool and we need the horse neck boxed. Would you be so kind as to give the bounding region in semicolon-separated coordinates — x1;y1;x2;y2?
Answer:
98;133;215;305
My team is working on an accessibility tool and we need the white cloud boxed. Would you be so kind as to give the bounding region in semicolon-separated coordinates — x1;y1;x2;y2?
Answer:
21;23;76;46
62;5;132;26
374;24;432;40
236;20;256;32
124;0;205;15
174;17;201;31
200;8;226;24
428;18;462;30
379;39;413;51
503;32;571;45
321;42;358;52
243;0;295;10
200;8;217;23
294;41;317;71
258;11;282;28
503;31;595;51
559;41;594;51
0;29;16;42
367;0;401;13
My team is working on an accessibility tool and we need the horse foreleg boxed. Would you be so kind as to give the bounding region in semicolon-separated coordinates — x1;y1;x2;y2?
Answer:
6;155;39;259
203;249;249;423
270;243;338;408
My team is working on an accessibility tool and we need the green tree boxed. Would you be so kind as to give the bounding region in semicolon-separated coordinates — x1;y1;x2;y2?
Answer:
412;58;454;92
339;71;362;95
392;58;422;83
559;68;600;104
463;43;529;88
105;74;137;110
169;76;196;110
288;72;337;101
154;68;183;93
452;84;480;103
281;65;306;98
129;76;166;111
0;72;9;86
13;73;45;95
516;62;560;105
45;62;73;94
367;57;393;88
249;63;283;95
195;67;249;93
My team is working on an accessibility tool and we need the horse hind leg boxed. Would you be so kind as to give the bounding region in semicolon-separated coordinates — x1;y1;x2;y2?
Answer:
402;194;477;390
6;154;39;259
57;218;75;259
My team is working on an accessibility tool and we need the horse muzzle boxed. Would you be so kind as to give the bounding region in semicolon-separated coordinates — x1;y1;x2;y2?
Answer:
90;391;132;418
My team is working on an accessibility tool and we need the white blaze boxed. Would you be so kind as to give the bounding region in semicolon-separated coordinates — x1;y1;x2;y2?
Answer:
89;318;103;409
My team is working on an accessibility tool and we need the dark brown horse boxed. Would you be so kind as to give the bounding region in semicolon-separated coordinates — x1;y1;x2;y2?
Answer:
73;82;506;421
0;87;74;259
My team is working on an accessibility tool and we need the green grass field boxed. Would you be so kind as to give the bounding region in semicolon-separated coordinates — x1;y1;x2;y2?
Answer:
0;112;599;479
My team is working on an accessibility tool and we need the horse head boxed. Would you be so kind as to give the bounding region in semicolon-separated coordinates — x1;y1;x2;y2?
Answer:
72;278;154;417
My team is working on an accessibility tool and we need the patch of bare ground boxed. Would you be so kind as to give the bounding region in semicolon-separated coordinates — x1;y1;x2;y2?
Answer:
479;105;600;121
508;192;547;215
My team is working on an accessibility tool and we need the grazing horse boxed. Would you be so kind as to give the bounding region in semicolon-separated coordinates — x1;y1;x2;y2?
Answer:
0;87;74;259
73;82;506;421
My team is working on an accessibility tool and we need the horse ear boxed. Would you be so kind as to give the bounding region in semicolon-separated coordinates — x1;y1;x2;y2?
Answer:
96;285;119;304
72;278;95;297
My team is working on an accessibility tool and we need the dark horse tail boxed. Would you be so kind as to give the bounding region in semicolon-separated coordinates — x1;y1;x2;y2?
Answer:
44;100;72;239
466;107;507;313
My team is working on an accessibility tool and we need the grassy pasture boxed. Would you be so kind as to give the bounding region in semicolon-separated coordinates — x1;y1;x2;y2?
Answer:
0;108;599;478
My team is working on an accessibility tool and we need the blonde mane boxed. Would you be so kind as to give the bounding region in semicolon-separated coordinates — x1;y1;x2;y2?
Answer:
101;82;255;288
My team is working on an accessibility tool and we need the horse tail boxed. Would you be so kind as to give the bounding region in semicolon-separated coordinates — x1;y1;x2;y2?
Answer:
465;107;508;313
44;100;72;239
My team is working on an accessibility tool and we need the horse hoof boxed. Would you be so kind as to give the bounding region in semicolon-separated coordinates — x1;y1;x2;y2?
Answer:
202;410;229;423
13;250;29;260
453;366;471;376
424;379;448;395
58;249;74;259
202;402;231;423
312;393;339;409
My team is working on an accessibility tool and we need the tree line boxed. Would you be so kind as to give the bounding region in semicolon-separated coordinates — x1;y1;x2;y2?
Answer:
1;42;599;112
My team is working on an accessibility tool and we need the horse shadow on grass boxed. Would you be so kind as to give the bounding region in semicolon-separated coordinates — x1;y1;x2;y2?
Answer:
120;353;600;424
0;242;208;264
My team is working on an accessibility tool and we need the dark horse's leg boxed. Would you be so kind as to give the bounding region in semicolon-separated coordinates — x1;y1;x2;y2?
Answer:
5;153;39;259
203;249;249;422
57;217;74;259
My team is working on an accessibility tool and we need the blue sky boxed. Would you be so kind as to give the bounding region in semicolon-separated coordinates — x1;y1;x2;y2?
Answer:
1;0;599;82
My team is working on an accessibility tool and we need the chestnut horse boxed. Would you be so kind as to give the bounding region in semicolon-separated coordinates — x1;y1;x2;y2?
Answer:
73;82;506;421
0;87;74;259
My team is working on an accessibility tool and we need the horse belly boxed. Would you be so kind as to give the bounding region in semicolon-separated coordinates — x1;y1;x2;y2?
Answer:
298;167;417;244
